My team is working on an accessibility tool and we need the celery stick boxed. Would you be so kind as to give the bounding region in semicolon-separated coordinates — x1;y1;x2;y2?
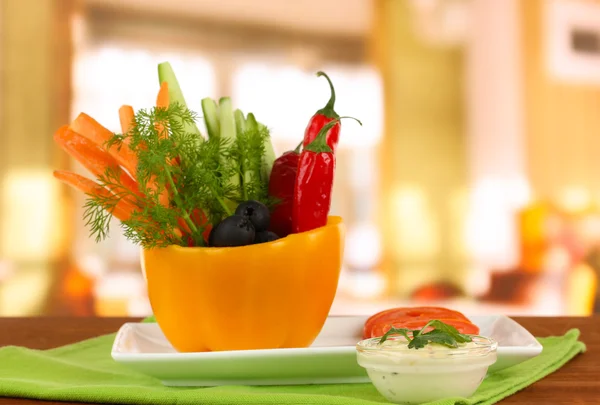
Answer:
246;112;258;132
219;97;237;144
235;109;254;200
201;98;220;139
261;131;276;181
234;109;247;136
218;98;240;190
247;113;276;182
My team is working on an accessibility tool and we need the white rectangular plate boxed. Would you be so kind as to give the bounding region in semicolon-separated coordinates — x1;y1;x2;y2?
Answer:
111;315;542;387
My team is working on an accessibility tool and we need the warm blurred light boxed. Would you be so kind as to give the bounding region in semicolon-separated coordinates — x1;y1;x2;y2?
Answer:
73;46;217;131
345;222;382;268
348;147;377;189
1;170;62;261
408;0;471;45
0;264;52;316
93;271;146;316
0;260;14;282
128;296;153;317
559;186;591;212
345;270;386;299
77;254;107;280
390;186;439;258
464;264;492;296
544;245;571;274
566;263;597;315
447;189;468;258
579;214;600;243
465;177;531;269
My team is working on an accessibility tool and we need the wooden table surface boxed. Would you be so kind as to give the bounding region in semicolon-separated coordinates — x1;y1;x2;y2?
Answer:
0;316;597;404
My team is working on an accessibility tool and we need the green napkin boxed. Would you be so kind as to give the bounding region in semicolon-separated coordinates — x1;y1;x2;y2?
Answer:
0;326;585;405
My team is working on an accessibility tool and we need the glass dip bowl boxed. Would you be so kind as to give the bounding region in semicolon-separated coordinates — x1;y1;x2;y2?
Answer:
141;216;344;352
356;334;498;404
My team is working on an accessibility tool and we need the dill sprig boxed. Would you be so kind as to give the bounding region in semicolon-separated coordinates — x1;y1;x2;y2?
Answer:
82;103;274;248
236;125;270;202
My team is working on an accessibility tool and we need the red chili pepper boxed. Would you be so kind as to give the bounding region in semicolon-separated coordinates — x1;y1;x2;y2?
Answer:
268;142;302;237
293;117;361;233
303;72;341;152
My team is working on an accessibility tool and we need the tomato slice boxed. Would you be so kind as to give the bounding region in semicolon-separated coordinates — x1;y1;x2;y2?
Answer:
363;306;471;339
368;317;480;338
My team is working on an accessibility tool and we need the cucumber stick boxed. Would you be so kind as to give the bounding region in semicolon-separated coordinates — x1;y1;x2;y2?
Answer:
246;112;258;132
157;62;202;137
218;97;240;190
235;109;255;199
234;109;247;136
201;98;220;139
247;113;276;182
261;122;276;180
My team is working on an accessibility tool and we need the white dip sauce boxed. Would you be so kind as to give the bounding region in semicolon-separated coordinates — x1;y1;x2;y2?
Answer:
356;336;497;404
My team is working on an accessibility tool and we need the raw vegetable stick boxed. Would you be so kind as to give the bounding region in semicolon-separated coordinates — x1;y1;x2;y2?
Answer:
157;62;202;138
118;105;135;138
247;113;276;182
153;82;176;207
53;170;136;222
201;98;220;139
156;82;169;108
218;97;240;193
70;113;138;180
234;109;253;198
156;81;170;139
234;109;246;136
54;170;183;242
53;126;142;203
118;104;170;207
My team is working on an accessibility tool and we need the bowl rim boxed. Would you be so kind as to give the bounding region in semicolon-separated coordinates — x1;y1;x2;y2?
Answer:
356;335;498;359
143;215;343;252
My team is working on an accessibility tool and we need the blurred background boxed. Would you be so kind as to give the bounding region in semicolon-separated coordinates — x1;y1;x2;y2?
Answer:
0;0;599;317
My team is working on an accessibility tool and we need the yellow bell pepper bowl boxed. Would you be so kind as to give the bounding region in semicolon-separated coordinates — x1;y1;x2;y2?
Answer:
141;216;345;352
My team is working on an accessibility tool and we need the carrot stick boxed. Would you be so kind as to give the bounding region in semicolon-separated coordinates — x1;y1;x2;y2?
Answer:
54;126;142;204
151;82;173;206
119;105;135;137
155;82;170;140
53;170;136;222
157;81;169;109
70;113;138;179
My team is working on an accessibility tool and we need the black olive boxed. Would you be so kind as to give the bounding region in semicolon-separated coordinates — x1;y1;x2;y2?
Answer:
235;200;270;232
208;225;218;246
209;215;255;247
254;230;279;244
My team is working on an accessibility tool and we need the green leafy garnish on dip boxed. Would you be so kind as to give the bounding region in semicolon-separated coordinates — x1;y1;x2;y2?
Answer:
378;320;473;349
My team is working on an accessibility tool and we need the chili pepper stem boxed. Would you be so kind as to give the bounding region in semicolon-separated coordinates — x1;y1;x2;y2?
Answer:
293;140;303;154
316;72;340;118
305;116;362;153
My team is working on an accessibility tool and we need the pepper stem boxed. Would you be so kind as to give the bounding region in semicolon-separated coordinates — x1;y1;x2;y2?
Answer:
293;140;303;154
305;116;362;153
316;71;340;119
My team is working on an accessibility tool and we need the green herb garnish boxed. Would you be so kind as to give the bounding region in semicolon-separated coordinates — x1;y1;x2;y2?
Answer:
378;320;473;349
84;102;274;248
